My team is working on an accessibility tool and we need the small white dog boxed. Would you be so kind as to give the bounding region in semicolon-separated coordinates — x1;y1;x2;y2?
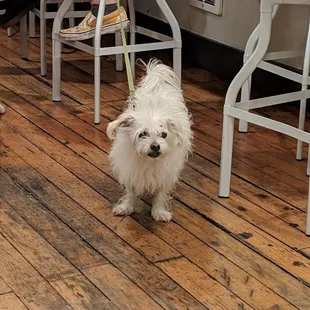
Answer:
107;59;192;222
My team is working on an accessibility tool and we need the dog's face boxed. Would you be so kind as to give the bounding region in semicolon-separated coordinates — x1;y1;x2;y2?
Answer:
133;120;170;158
107;112;183;159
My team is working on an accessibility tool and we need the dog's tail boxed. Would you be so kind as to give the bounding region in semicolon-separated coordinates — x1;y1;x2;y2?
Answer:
136;59;181;93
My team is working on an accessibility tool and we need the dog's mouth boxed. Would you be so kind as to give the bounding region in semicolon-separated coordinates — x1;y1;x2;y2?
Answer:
148;151;161;158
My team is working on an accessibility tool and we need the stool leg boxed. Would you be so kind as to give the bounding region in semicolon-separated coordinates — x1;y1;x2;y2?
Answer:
219;7;273;197
69;3;75;28
219;114;235;197
307;146;310;176
53;37;61;101
40;0;47;76
58;3;64;52
155;0;182;83
238;32;258;133
297;19;310;160
128;0;136;79
94;55;101;124
94;0;106;124
115;32;123;72
173;48;182;84
238;4;279;133
29;11;36;38
307;174;310;236
238;75;252;133
20;15;28;59
7;27;13;37
53;0;73;101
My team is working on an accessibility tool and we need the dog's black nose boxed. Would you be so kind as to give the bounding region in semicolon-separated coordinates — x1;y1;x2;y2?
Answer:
150;143;160;152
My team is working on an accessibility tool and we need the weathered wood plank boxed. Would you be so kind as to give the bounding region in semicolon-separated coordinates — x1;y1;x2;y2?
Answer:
0;199;79;282
0;141;205;310
0;293;28;310
83;264;163;310
51;274;120;310
0;169;107;270
0;279;11;295
0;233;72;310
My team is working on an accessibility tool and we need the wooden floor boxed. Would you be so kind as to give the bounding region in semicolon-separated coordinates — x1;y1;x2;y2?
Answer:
1;26;310;310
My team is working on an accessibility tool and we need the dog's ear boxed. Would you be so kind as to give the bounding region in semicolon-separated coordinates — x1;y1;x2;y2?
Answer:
167;119;184;146
107;114;135;140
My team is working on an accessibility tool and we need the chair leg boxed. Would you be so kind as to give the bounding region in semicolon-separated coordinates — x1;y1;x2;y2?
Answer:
52;0;74;101
7;27;13;37
58;3;64;52
238;4;279;133
69;3;75;28
94;0;106;124
238;24;259;133
307;173;310;236
297;18;310;160
219;6;273;198
173;48;182;83
307;145;310;176
40;0;47;76
115;32;123;72
94;56;101;124
238;64;253;133
52;37;61;101
20;14;28;59
29;11;36;38
155;0;182;83
128;0;136;79
219;115;235;197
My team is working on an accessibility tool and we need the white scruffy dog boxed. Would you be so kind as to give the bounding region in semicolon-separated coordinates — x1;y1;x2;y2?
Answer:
107;60;192;222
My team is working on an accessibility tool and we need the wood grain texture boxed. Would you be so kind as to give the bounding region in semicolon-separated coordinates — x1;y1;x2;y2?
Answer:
1;27;310;310
0;233;72;310
0;199;79;282
0;169;108;270
0;293;27;310
0;279;11;295
83;264;163;310
51;275;119;310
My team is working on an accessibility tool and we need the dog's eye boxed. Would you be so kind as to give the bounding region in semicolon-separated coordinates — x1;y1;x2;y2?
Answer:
161;132;167;139
139;131;149;138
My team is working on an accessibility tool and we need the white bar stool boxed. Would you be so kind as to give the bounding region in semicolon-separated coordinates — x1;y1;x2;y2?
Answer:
6;16;29;59
6;1;88;76
218;0;310;236
52;0;182;124
30;0;90;76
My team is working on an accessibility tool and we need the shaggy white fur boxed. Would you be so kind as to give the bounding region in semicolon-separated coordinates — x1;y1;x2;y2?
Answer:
107;59;193;222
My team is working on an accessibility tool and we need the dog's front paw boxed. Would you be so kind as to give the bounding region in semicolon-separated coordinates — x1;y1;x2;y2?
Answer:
113;202;134;216
151;207;172;222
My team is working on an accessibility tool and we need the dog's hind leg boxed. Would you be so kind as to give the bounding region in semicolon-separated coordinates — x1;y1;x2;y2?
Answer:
151;190;172;222
113;188;137;216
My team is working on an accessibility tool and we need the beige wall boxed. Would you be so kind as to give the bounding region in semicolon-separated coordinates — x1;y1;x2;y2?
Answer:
135;0;310;69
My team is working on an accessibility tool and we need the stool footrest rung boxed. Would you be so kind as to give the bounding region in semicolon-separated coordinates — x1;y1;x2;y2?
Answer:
237;89;310;110
225;106;310;144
